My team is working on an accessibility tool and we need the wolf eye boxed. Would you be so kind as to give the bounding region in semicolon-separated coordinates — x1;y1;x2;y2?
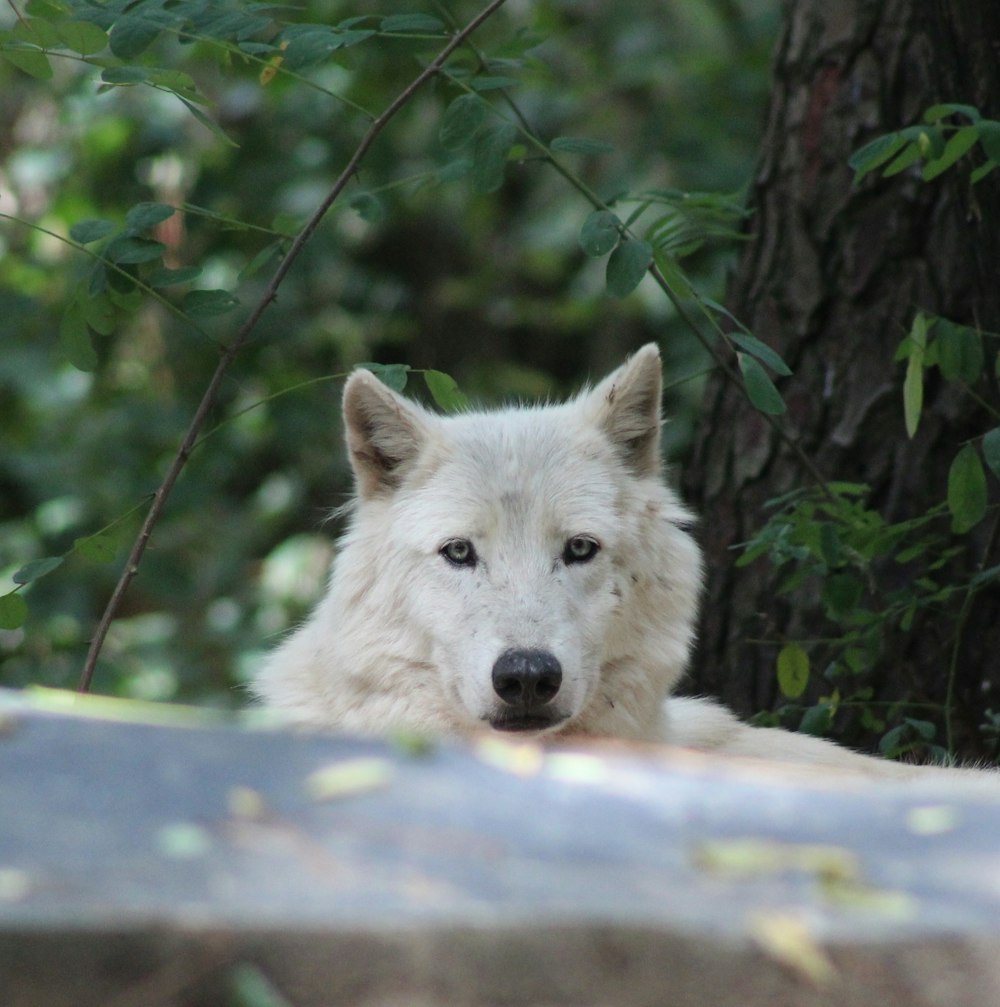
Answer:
440;538;477;568
563;535;600;565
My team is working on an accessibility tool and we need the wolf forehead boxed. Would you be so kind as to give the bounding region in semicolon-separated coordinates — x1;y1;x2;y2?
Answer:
394;408;633;532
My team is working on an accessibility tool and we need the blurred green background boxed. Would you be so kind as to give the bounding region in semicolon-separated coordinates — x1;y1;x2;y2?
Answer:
0;0;778;704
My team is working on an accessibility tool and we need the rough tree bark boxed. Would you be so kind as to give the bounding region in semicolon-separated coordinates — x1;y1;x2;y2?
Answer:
684;0;1000;758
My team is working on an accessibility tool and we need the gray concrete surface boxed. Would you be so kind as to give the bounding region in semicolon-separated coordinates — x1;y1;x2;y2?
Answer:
1;689;999;1006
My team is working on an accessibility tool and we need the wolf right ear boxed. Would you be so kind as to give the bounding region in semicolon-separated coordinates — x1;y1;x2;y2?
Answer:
342;370;433;498
583;343;663;478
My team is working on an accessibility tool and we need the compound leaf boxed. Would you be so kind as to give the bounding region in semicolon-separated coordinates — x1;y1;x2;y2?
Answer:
777;644;810;700
738;353;786;415
605;239;652;297
439;94;485;150
361;362;410;392
13;556;64;585
471;122;517;193
423;370;469;412
948;443;987;534
579;210;621;257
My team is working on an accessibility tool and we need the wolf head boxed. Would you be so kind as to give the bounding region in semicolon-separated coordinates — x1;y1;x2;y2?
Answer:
256;344;703;741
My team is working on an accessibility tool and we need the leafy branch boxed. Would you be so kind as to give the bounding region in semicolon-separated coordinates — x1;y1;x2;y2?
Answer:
434;59;833;494
76;0;511;692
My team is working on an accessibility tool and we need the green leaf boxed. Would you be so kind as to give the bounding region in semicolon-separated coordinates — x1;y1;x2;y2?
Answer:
108;15;161;59
905;717;937;740
437;157;473;182
182;289;240;317
970;160;997;185
948;443;987;534
738;353;786;415
236;245;280;283
88;260;108;296
423;370;469;412
335;28;376;49
799;703;832;737
84;293;116;335
13;555;64;585
819;523;843;566
579;210;621;257
125;202;175;234
983;428;1000;480
439;94;486;151
923;103;981;124
882;142;921;178
550;136;615;155
178;96;239;148
728;332;792;377
349;192;384;224
823;573;863;618
777;644;810;700
100;66;150;85
878;723;909;757
903;312;928;438
921;126;979;181
379;14;445;33
0;594;28;630
104;235;165;265
74;531;119;564
972;563;1000;588
654;252;694;298
471;122;517;194
56;20;108;55
605;239;652;298
469;76;519;91
148;265;203;287
976;120;1000;162
935;319;983;384
2;47;53;79
281;28;337;70
911;125;945;159
59;306;97;371
109;284;141;309
13;17;60;46
360;363;410;392
848;132;905;182
70;218;115;244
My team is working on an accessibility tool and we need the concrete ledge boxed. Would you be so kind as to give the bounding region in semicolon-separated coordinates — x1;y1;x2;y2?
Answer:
1;689;999;1006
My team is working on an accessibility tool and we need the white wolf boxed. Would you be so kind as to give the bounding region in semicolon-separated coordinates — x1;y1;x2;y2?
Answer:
255;345;995;786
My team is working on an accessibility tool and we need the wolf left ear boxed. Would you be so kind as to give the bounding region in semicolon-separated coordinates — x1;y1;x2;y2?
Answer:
342;369;433;498
584;343;663;477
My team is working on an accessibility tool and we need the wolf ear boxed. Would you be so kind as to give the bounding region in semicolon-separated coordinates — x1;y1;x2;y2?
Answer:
583;343;663;477
342;370;433;498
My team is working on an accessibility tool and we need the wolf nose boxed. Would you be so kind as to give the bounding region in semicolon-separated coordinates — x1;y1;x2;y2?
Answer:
492;648;563;708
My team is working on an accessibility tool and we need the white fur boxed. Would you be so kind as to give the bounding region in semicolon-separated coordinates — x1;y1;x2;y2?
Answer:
254;346;998;791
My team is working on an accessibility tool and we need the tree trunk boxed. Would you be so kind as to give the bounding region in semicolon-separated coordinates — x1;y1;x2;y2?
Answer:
684;0;1000;759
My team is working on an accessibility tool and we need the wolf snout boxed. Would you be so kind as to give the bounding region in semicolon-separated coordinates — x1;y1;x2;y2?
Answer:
489;648;566;731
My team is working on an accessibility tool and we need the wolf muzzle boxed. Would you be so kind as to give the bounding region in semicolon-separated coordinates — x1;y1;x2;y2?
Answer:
489;648;566;731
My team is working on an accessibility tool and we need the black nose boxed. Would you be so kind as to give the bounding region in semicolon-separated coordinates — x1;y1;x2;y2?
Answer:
492;648;563;708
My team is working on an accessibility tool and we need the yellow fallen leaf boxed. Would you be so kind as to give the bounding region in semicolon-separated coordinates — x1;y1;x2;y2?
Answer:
475;737;545;777
694;839;859;884
749;911;836;987
305;757;394;801
906;804;959;835
228;785;267;819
